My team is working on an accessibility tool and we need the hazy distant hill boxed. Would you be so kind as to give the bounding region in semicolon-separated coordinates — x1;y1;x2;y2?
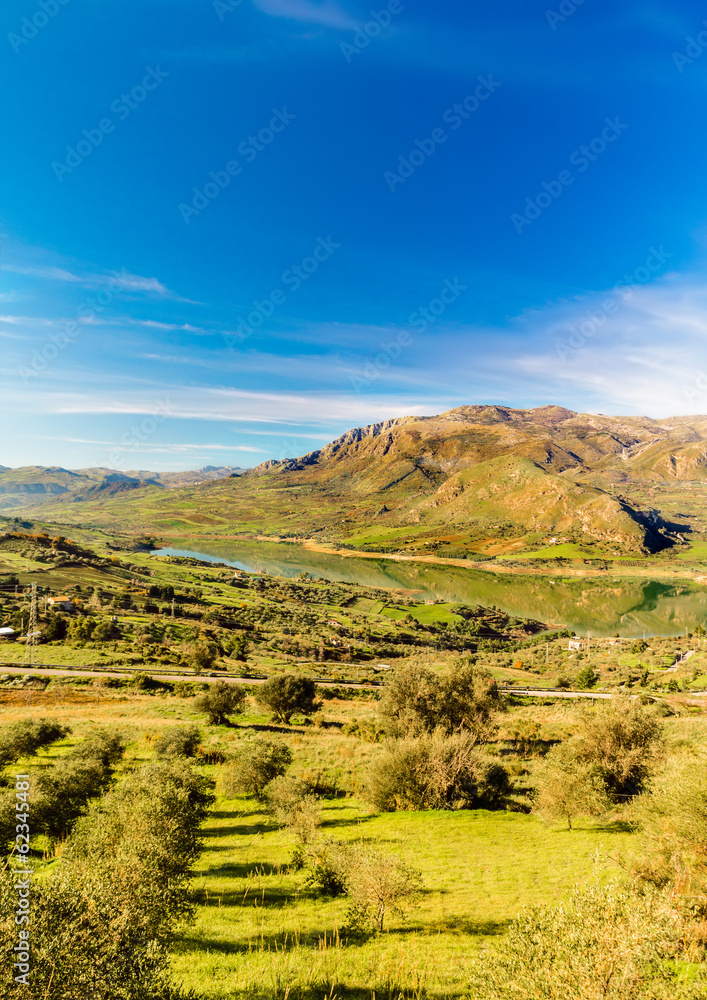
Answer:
0;465;241;511
6;406;707;556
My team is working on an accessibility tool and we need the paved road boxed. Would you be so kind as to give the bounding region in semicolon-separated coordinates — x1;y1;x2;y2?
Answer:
500;687;615;700
0;666;631;700
0;663;379;691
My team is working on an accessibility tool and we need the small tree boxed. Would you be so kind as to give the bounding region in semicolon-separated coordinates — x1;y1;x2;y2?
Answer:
190;639;219;674
219;737;293;798
195;681;247;725
0;717;70;771
266;775;321;844
345;846;422;933
576;664;599;689
154;725;202;759
534;742;610;830
572;695;663;798
255;674;319;723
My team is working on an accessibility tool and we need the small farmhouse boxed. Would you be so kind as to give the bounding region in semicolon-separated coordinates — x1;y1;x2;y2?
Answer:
47;597;74;612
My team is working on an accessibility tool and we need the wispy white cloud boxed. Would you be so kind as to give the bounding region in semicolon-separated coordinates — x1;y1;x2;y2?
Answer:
1;262;196;303
252;0;356;29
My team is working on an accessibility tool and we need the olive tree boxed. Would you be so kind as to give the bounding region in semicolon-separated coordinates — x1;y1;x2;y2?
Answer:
219;736;293;798
255;673;319;723
195;681;247;725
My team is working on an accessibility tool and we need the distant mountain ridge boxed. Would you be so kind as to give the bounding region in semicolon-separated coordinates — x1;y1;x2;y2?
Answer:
5;405;707;556
0;465;241;511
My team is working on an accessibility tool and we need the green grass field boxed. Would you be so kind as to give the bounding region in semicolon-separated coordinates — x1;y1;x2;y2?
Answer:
170;798;634;1000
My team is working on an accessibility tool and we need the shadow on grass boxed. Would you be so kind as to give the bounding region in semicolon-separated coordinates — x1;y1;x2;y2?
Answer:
589;819;637;834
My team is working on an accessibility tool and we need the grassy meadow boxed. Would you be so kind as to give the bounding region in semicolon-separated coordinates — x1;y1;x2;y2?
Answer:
1;678;695;999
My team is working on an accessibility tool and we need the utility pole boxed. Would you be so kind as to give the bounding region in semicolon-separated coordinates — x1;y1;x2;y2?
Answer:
23;582;38;668
546;642;549;667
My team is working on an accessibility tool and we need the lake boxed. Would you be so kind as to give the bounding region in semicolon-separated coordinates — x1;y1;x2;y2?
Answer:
152;540;707;637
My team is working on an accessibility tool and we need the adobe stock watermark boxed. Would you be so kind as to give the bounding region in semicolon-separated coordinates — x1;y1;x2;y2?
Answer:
213;0;243;20
8;0;71;54
511;116;628;234
350;277;467;390
554;246;672;362
178;107;296;223
223;236;340;349
339;0;408;63
17;269;139;383
383;77;502;193
545;0;587;31
13;773;32;986
107;399;173;470
672;21;707;72
52;66;169;181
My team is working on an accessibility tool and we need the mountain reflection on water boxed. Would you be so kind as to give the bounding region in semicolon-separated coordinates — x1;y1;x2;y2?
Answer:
152;542;707;637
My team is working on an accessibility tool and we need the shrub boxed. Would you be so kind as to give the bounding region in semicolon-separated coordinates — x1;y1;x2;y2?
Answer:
534;742;610;830
69;727;127;768
190;639;219;673
265;775;321;844
467;879;704;999
0;760;213;999
219;736;293;798
154;725;202;760
34;757;115;846
194;681;247;725
344;845;422;934
366;731;510;812
379;657;503;738
0;717;70;770
303;837;350;896
571;695;663;798
633;749;707;933
255;673;319;723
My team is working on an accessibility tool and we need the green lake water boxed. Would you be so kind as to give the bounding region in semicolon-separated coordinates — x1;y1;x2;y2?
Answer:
153;541;707;638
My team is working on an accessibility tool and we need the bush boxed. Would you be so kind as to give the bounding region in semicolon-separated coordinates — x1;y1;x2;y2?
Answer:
154;725;202;760
69;727;127;768
0;760;213;999
633;749;707;932
194;681;247;725
576;664;599;689
571;696;663;798
0;717;70;770
467;879;704;999
34;758;115;846
190;639;219;673
366;731;510;811
255;673;319;723
219;737;293;798
379;657;503;738
534;742;610;830
344;845;422;934
265;775;321;844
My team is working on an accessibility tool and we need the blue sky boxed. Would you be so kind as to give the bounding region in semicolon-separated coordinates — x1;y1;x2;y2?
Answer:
2;0;707;470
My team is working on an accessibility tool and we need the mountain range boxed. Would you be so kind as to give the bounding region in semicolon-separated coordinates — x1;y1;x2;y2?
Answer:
4;406;707;557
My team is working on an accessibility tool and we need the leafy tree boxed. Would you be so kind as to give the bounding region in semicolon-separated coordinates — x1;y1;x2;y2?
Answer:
344;846;422;934
194;681;247;725
190;639;219;674
69;728;127;768
467;879;704;1000
265;775;321;844
576;664;599;689
366;731;510;812
534;742;609;830
0;760;213;999
41;613;67;641
255;673;319;723
0;717;70;771
219;737;293;798
379;657;503;738
571;696;663;798
227;634;249;661
34;758;115;846
154;725;202;760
